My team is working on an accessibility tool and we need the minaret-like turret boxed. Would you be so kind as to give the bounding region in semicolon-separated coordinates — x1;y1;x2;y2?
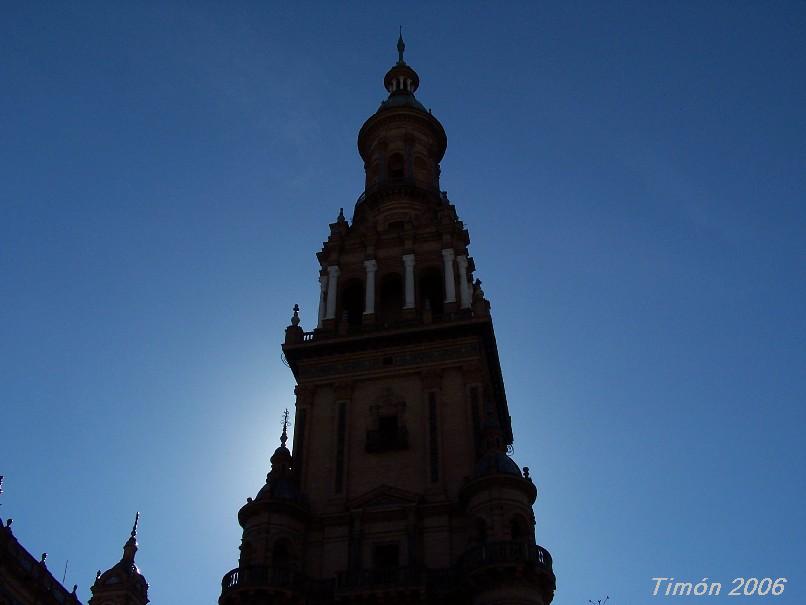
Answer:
89;513;149;605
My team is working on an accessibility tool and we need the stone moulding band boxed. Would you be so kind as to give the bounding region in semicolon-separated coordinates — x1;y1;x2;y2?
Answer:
300;343;480;380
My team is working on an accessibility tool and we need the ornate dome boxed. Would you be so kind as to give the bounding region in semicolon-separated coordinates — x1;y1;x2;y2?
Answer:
91;513;149;604
95;559;148;594
474;450;523;478
254;410;301;502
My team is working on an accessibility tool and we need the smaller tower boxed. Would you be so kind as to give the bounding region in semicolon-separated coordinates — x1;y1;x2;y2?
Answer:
220;411;308;605
89;513;149;605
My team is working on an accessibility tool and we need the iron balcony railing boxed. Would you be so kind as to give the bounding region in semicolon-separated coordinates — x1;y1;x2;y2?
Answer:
221;544;553;599
221;566;305;593
462;541;553;573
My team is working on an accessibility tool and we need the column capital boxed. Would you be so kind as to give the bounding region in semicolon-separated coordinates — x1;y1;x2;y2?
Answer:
327;265;341;277
363;259;378;272
441;248;455;260
402;253;416;267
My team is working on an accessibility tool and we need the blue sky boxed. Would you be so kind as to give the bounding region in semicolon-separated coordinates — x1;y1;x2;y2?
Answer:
1;2;805;604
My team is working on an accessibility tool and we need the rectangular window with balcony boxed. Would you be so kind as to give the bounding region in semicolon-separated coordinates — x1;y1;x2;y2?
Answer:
366;414;408;452
373;543;400;569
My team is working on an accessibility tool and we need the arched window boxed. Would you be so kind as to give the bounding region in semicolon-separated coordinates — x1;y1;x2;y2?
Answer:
419;266;444;317
378;273;403;324
341;278;364;327
388;153;404;179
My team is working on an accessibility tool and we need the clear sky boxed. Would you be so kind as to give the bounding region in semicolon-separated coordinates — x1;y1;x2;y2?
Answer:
1;2;804;604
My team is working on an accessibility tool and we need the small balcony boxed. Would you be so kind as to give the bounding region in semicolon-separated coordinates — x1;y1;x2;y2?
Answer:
365;425;408;453
462;542;553;574
221;566;305;595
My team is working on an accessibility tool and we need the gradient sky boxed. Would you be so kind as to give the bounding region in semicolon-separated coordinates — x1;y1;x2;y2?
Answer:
2;3;805;604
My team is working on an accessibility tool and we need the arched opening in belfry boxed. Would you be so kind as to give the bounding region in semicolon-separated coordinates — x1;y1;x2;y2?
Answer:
341;279;364;327
378;273;403;324
388;153;405;179
419;266;444;317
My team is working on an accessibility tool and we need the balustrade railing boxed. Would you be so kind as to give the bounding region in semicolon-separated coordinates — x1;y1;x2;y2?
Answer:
462;541;553;573
221;566;304;592
221;545;552;599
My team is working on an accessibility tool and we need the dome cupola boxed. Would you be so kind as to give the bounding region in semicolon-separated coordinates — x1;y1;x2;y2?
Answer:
357;32;447;198
382;31;420;96
88;513;149;605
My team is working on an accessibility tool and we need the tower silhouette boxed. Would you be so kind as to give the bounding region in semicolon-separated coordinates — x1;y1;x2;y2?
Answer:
220;36;556;605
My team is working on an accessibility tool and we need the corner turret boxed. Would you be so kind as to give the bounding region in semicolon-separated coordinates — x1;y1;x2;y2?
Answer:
89;513;149;605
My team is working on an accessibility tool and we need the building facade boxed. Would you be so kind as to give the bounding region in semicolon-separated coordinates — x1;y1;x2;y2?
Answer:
0;505;148;605
219;37;556;605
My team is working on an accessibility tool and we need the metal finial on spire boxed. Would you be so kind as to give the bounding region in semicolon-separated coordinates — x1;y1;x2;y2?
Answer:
280;408;289;447
130;511;140;539
397;27;405;64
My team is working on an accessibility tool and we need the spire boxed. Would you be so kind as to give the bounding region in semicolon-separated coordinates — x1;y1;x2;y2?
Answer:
382;32;420;97
280;408;289;448
397;27;405;64
122;512;139;562
90;513;149;605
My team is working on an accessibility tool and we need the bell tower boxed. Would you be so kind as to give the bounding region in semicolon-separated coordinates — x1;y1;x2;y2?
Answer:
220;36;556;605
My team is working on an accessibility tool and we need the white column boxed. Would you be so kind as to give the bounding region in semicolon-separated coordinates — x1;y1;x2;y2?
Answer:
363;260;377;314
402;253;416;309
317;274;328;328
325;265;340;319
441;248;456;303
456;255;471;309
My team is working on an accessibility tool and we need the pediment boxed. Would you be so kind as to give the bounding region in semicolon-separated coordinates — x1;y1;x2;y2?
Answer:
349;484;420;510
